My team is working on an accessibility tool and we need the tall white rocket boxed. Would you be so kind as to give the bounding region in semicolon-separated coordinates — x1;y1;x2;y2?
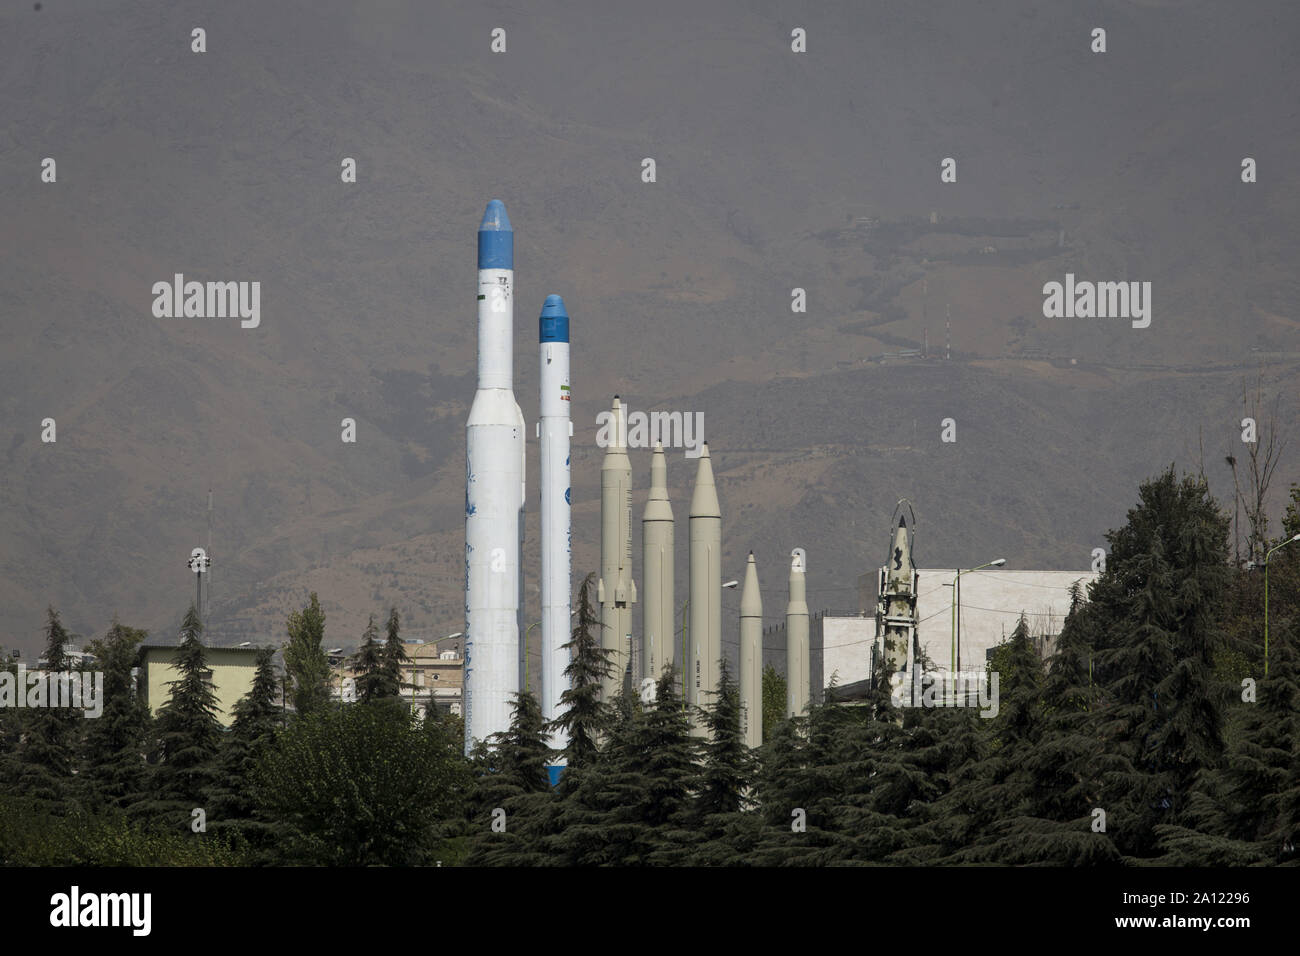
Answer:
465;199;525;752
598;396;636;701
787;547;810;719
538;294;572;760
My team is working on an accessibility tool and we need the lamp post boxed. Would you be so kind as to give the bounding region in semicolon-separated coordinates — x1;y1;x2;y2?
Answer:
1264;534;1300;677
951;558;1006;676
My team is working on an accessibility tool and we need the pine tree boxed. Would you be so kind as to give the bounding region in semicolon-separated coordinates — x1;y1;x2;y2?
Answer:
464;691;558;866
78;619;151;810
284;592;331;717
13;607;81;807
351;615;388;704
206;646;283;859
1088;468;1231;859
140;605;223;833
551;573;613;778
380;606;411;705
696;662;754;819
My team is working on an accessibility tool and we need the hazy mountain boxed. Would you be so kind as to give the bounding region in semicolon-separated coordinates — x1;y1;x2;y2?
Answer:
1;0;1297;660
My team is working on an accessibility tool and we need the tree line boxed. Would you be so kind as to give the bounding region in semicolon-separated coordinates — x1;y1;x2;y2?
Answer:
2;465;1298;866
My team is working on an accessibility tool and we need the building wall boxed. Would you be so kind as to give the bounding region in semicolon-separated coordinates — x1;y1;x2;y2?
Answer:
329;642;464;717
818;570;1095;692
914;569;1095;675
821;615;874;690
141;647;259;728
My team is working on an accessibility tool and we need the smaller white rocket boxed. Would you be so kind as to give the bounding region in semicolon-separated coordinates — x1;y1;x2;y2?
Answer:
538;294;572;766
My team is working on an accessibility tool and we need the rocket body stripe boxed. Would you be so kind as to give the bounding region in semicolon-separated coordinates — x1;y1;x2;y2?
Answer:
465;200;523;752
539;295;571;754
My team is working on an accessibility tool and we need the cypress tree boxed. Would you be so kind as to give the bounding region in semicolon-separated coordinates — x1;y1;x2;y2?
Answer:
284;593;331;717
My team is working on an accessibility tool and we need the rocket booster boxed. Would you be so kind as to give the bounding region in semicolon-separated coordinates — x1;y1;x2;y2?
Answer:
786;547;809;719
879;515;917;679
598;396;636;700
538;294;572;754
888;516;913;591
465;199;525;752
642;442;674;685
689;442;722;723
739;551;763;748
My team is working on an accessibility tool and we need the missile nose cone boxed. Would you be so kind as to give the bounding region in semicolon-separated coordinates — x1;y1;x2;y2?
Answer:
539;294;569;343
479;199;512;232
478;199;513;269
689;442;720;518
741;552;762;616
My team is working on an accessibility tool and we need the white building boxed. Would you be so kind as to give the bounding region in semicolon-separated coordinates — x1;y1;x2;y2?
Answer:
824;569;1096;690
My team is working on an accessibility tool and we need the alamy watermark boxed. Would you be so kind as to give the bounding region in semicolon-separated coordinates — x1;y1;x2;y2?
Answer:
151;274;261;328
1042;273;1151;328
890;669;1000;718
596;406;704;457
0;665;103;718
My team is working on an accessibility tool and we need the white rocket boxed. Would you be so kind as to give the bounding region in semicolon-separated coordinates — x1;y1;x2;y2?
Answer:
465;199;526;752
688;442;722;726
537;294;572;760
598;396;636;701
739;551;763;748
787;547;810;719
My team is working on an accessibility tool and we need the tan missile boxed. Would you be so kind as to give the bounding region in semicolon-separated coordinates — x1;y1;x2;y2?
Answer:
739;551;763;748
786;547;809;719
688;441;722;723
597;396;636;701
642;441;674;685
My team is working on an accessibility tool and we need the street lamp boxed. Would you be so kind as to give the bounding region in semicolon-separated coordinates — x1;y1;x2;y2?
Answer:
1264;534;1300;677
951;558;1006;674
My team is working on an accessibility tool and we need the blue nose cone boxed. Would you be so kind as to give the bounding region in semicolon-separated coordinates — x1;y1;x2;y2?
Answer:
478;199;513;270
539;293;569;343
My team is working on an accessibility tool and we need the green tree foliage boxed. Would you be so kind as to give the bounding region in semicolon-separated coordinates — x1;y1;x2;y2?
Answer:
381;606;411;703
78;619;151;810
253;703;468;865
141;605;223;833
464;691;558;866
12;607;81;807
284;592;331;717
0;795;244;866
760;664;787;744
696;663;755;820
552;573;613;776
206;646;283;858
351;615;390;703
1088;467;1231;858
